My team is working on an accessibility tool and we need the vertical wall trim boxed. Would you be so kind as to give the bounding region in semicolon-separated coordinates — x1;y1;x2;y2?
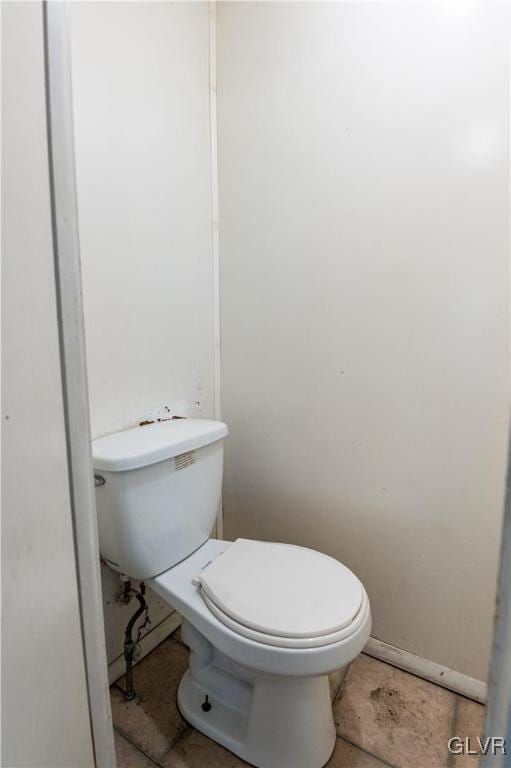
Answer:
43;3;116;766
482;15;511;762
482;433;511;766
209;0;223;538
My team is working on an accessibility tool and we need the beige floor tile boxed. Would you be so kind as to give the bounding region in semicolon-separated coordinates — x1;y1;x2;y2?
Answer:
111;639;189;762
334;654;455;768
162;728;249;767
452;697;485;767
114;731;155;768
327;737;390;767
163;730;389;768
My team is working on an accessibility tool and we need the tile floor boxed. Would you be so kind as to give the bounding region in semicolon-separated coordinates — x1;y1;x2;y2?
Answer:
111;627;485;768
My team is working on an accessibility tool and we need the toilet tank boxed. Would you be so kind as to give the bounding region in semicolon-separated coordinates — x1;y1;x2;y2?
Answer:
92;419;228;580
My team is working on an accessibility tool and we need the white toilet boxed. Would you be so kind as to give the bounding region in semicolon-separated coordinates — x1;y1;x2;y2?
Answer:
93;419;371;768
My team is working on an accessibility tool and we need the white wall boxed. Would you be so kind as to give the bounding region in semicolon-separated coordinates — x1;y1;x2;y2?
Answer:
217;1;509;682
2;3;95;765
70;1;214;665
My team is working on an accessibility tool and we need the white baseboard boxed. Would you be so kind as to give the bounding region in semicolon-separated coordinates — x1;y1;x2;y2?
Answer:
108;611;182;685
364;636;487;704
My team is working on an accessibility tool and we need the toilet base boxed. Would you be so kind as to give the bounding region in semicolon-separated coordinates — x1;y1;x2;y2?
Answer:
177;619;337;768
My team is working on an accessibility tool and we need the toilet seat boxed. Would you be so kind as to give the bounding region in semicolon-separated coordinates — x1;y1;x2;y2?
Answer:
201;588;369;648
151;536;372;675
199;538;365;649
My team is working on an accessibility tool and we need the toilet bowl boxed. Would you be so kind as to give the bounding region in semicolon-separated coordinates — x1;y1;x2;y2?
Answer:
92;419;371;768
150;538;371;768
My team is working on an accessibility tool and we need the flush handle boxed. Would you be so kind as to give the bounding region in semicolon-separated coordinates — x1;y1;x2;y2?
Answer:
94;474;105;488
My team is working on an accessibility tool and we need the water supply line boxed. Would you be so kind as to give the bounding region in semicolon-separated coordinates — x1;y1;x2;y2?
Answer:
122;581;151;701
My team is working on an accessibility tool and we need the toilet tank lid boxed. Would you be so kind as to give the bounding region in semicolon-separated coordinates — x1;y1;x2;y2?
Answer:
92;419;228;472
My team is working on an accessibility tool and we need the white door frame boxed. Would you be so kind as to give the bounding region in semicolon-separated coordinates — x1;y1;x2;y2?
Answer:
43;2;116;765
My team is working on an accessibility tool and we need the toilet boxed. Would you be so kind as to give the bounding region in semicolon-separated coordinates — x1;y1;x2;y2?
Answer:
93;419;371;768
